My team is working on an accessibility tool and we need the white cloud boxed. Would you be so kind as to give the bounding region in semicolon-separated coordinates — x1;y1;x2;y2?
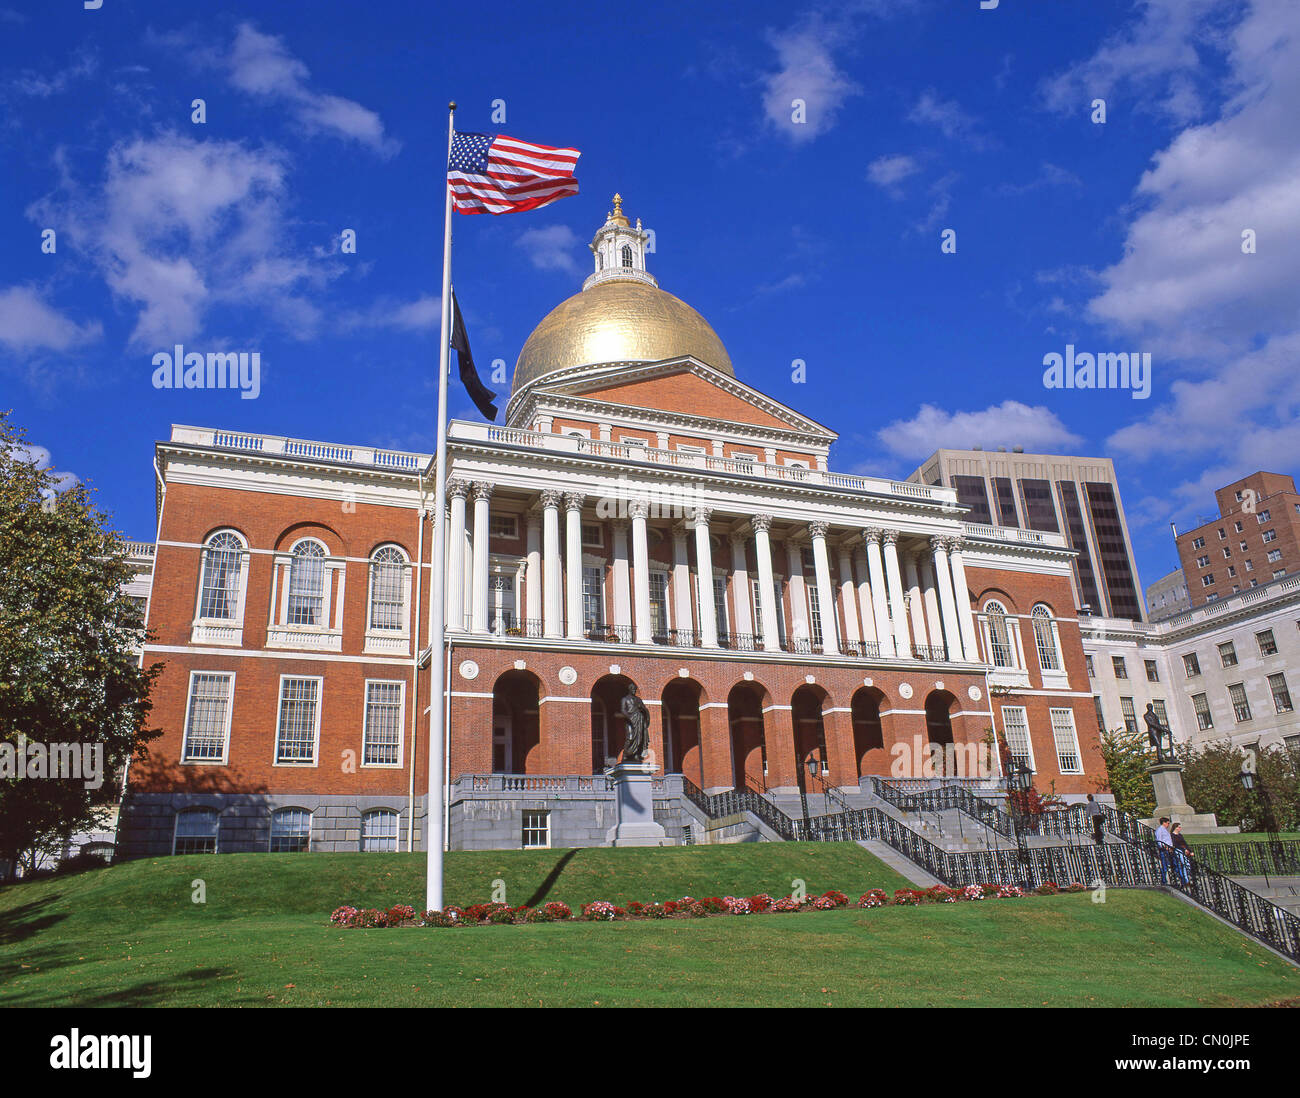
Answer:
341;295;441;332
877;400;1084;460
908;89;990;149
993;162;1083;197
0;286;102;353
30;132;337;346
761;19;861;142
517;225;583;276
1041;0;1233;122
6;440;79;492
1089;2;1300;504
225;24;397;155
867;154;920;193
4;50;97;98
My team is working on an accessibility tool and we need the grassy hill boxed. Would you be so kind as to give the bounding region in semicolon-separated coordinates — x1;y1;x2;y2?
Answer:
1;843;1295;1008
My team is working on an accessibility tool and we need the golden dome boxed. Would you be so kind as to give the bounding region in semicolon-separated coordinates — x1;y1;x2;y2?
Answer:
512;278;734;394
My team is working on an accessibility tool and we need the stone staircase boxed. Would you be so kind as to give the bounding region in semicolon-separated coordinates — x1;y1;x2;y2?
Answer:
1232;877;1300;917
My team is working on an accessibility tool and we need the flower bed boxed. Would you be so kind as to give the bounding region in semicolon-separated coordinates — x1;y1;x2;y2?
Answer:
328;881;1084;928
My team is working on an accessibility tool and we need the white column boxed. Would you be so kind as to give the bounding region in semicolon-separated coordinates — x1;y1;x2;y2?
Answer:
948;539;980;662
445;480;469;630
671;524;693;641
930;536;964;662
564;492;584;640
882;531;912;658
837;545;861;650
525;510;542;632
730;535;753;642
854;547;877;650
611;519;632;638
808;522;839;655
694;507;718;648
919;556;945;656
785;540;811;648
630;500;652;644
903;551;929;653
863;531;893;656
753;515;781;652
469;481;492;634
541;489;563;638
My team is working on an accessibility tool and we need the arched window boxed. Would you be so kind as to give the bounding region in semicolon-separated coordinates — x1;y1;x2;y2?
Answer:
361;809;399;852
287;539;327;626
270;808;312;853
368;546;407;631
198;531;245;619
174;808;219;854
621;244;633;268
1031;604;1061;672
984;601;1014;667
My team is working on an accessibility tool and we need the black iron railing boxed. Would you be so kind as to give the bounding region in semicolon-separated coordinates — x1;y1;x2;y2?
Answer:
1192;838;1300;877
871;778;1015;840
585;623;632;643
911;644;948;662
718;632;760;651
841;640;882;658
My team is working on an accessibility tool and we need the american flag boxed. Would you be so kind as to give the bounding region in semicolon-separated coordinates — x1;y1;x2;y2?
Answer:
447;131;581;215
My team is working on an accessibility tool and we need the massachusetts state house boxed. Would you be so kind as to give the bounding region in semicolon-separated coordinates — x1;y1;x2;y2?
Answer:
122;197;1103;857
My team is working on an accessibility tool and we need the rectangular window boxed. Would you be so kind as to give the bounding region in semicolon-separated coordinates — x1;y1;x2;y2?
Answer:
270;809;312;853
713;573;729;639
363;681;404;766
1056;481;1103;612
1018;479;1060;532
182;672;234;763
1119;696;1138;734
1218;641;1237;667
1085;654;1095;678
1259;508;1272;522
953;475;993;525
582;565;605;631
807;583;823;646
1196;555;1210;568
1257;629;1278;656
522;810;550;849
489;514;518;539
1092;695;1106;735
1191;537;1205;549
1201;574;1214;587
1262;529;1277;542
1267;549;1282;562
1274;569;1287;579
1112;655;1128;679
1152;699;1169;725
1228;682;1252;723
648;572;669;637
1269;672;1293;714
992;477;1019;527
1144;659;1159;683
1085;481;1143;619
1000;706;1035;772
1222;547;1232;559
275;677;321;764
580;523;604;548
1192;693;1213;730
1245;559;1254;571
1050;709;1082;774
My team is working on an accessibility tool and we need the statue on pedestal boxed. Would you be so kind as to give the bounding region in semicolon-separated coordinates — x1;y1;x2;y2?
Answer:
619;684;650;763
1144;702;1174;764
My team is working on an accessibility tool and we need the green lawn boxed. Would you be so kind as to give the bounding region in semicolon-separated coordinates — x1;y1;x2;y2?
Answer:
1;844;1295;1008
1187;832;1300;845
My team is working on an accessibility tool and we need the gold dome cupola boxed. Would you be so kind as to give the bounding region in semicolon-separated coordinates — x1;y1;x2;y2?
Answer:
511;196;734;397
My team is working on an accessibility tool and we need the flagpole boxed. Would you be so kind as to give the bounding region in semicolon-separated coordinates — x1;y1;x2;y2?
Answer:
426;101;456;914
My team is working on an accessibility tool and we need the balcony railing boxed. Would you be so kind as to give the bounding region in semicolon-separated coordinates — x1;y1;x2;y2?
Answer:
911;644;947;661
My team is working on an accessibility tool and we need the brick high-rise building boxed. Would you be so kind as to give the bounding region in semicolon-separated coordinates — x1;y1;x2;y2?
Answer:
119;198;1106;858
1175;471;1300;608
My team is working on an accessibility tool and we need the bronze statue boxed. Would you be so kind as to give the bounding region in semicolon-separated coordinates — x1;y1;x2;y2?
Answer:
619;683;650;763
1144;702;1174;763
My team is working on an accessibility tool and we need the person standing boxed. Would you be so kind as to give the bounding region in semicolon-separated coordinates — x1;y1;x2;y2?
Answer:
1085;794;1104;844
1154;817;1174;885
1171;822;1194;886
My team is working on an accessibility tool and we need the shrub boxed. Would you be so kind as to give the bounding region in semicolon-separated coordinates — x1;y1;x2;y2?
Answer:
809;895;837;910
626;901;647;916
355;908;388;928
330;905;359;927
542;901;572;921
582;901;618;921
772;895;802;912
721;895;751;915
663;900;679;915
1065;882;1087;893
893;889;923;906
421;907;464;928
488;906;517;925
961;885;985;901
996;885;1024;899
701;896;728;914
822;889;849;908
747;893;773;913
857;890;889;908
1035;882;1060;896
676;898;705;917
387;904;416;925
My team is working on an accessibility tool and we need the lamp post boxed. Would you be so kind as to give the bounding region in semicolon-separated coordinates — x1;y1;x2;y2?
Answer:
1239;767;1282;887
1006;759;1034;891
799;755;818;826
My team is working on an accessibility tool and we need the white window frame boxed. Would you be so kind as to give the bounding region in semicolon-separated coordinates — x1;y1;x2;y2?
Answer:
191;530;251;645
1000;706;1036;774
1192;692;1214;730
1049;708;1083;774
489;513;519;539
522;809;551;849
362;679;406;768
173;807;220;855
365;544;412;654
269;807;313;853
268;537;345;652
361;809;400;852
273;674;323;767
180;671;235;765
1228;682;1252;723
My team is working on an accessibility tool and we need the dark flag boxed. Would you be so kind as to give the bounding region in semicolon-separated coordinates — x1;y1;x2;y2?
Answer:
450;290;498;420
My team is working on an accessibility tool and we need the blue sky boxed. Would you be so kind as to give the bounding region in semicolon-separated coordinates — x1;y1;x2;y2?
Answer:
2;0;1297;596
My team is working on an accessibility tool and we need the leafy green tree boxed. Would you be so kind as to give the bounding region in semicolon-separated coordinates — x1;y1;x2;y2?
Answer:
1182;741;1299;832
1097;726;1155;818
0;411;161;878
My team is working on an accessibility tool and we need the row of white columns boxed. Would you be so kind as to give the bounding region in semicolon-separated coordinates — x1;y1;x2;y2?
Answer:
444;483;981;662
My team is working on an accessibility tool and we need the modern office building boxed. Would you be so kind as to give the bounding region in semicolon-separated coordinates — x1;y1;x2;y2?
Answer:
1146;568;1190;622
909;449;1147;621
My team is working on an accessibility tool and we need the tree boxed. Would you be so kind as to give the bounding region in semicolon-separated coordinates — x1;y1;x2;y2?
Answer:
1097;725;1155;818
1182;741;1299;832
0;411;161;878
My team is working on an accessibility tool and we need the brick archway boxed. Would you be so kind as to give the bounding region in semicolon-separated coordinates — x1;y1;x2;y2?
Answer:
852;687;888;778
661;678;704;786
591;673;636;773
925;689;958;776
727;681;768;791
492;670;540;774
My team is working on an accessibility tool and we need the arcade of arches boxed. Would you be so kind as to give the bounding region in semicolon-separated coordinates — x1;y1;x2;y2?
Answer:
487;669;987;790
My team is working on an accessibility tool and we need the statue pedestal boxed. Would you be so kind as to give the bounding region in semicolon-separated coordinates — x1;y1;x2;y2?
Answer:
605;762;670;847
1140;761;1229;835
